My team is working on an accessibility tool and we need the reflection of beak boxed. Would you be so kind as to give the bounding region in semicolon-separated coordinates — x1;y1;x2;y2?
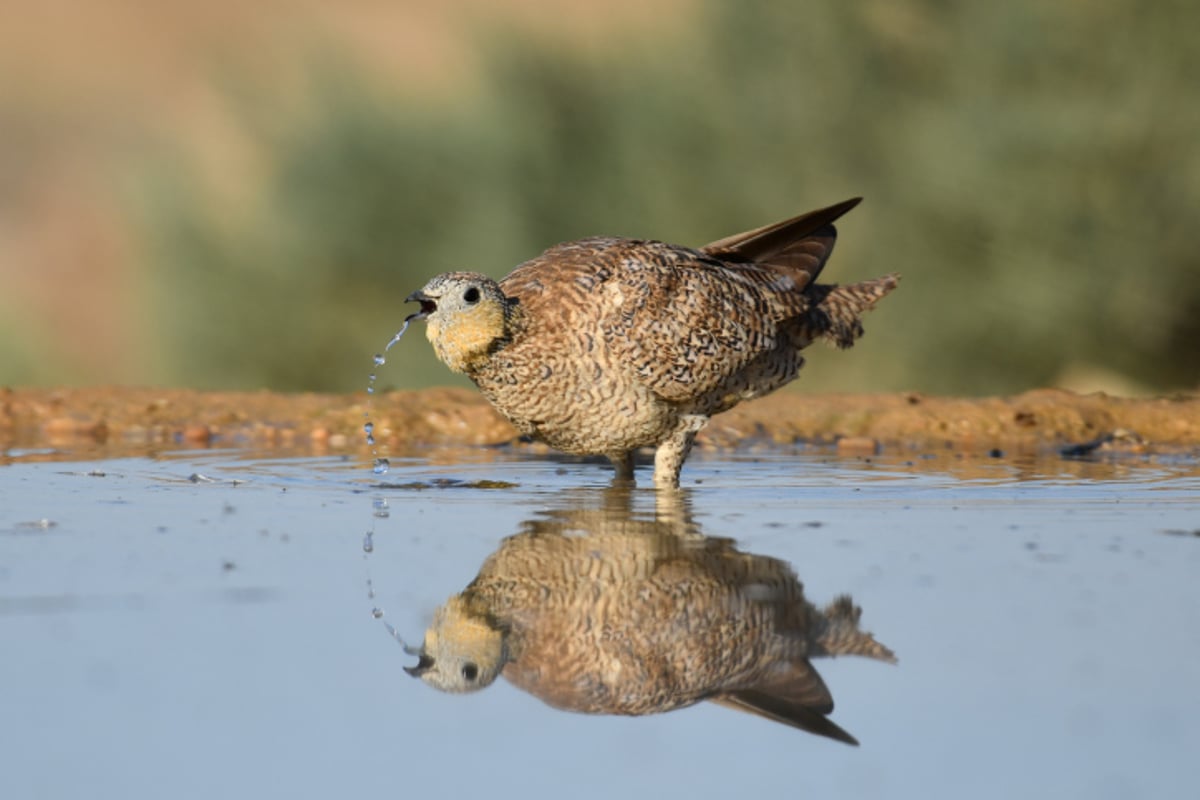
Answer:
404;290;437;322
403;652;435;678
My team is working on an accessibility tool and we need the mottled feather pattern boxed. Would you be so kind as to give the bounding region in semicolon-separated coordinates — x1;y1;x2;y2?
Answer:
803;276;901;349
407;498;895;743
407;198;899;486
465;526;862;716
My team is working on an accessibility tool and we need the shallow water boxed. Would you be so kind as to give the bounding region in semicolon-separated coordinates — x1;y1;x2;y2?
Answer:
2;447;1198;799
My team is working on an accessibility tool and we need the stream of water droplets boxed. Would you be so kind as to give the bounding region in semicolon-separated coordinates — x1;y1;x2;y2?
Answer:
361;317;422;655
363;318;414;475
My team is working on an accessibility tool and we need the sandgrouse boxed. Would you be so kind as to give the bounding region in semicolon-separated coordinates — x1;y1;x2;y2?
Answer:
404;496;896;744
406;198;898;487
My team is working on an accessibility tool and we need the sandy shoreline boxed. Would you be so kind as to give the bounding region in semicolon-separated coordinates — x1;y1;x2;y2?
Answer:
3;386;1197;459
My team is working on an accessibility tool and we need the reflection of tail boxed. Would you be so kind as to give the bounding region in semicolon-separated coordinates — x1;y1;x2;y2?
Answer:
814;595;897;663
710;593;896;746
808;274;901;349
709;648;857;744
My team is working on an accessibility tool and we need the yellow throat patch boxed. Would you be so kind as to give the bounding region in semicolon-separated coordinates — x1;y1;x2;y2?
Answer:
426;300;508;374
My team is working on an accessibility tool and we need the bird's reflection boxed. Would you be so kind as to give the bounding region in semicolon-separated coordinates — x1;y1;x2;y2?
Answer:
404;489;895;745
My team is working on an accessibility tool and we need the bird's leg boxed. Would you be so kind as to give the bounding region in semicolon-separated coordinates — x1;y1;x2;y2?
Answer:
653;415;708;490
609;451;636;484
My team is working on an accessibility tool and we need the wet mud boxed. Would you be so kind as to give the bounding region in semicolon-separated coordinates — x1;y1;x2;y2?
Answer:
2;385;1197;459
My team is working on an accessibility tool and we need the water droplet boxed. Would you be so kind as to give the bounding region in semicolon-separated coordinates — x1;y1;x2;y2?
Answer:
385;319;412;352
366;386;374;394
373;353;386;367
373;458;390;475
382;620;407;647
371;607;384;619
363;422;374;435
362;531;374;553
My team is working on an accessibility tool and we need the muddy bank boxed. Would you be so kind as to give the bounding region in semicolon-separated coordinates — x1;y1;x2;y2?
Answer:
2;386;1198;458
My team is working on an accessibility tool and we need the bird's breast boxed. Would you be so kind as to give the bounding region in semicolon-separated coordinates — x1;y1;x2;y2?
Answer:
469;326;679;455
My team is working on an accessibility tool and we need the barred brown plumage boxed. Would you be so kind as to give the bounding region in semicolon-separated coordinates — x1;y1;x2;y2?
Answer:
406;198;899;487
404;494;896;744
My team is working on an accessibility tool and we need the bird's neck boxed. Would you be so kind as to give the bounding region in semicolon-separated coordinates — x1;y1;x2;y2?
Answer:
428;304;513;374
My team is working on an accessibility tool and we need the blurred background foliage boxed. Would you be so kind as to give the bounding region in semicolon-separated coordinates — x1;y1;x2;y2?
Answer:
2;0;1198;395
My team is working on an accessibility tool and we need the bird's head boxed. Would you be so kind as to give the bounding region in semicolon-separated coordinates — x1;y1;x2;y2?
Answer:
405;272;512;373
403;595;507;693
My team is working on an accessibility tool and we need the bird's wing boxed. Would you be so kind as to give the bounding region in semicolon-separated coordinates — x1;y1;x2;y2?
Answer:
709;690;859;745
708;657;859;745
598;200;861;403
599;248;799;403
700;197;860;285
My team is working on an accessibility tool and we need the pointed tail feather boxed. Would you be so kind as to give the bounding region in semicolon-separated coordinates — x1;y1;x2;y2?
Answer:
808;273;901;349
813;595;897;663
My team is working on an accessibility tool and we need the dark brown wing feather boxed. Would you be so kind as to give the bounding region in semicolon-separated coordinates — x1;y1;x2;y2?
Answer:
707;655;858;744
701;197;861;285
709;690;859;746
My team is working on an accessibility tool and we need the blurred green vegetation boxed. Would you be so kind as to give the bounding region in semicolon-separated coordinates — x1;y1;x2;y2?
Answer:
131;0;1199;395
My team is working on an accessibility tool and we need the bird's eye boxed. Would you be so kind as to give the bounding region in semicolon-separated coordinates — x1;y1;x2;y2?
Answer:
463;287;480;304
461;663;479;681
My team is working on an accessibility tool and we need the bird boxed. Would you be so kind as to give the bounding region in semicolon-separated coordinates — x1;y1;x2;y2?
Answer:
403;491;896;745
405;198;898;488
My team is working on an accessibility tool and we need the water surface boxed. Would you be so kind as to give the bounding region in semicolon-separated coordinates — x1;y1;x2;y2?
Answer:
2;448;1198;799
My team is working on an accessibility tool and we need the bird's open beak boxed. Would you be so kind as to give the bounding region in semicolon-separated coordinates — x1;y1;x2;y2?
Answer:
403;652;435;678
404;290;437;323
